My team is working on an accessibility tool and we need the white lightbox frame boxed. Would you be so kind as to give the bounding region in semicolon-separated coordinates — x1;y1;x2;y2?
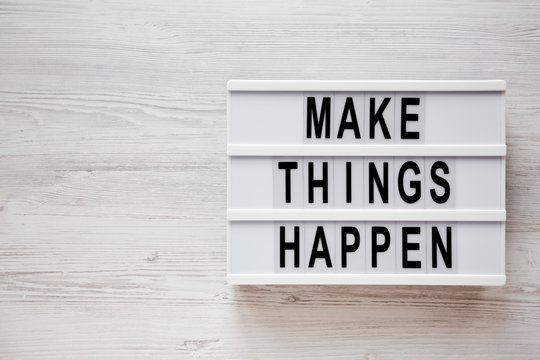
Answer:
227;80;506;286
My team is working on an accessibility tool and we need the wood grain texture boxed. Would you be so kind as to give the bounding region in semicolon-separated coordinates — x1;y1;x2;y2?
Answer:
1;0;539;358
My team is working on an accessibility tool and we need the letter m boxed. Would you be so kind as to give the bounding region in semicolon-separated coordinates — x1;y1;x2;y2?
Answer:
306;97;331;139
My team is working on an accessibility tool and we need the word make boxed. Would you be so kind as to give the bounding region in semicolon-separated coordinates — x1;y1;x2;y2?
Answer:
306;95;423;141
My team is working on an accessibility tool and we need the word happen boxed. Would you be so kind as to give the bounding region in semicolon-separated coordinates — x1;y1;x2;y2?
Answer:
279;224;453;270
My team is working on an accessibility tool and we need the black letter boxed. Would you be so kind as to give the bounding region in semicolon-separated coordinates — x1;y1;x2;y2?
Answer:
341;226;360;268
371;226;390;268
401;97;420;139
278;162;298;203
337;97;361;139
430;161;450;204
369;97;391;139
432;226;452;268
368;162;388;203
402;227;421;268
280;226;300;268
346;161;352;203
398;161;421;204
306;97;331;139
309;226;332;268
308;162;328;203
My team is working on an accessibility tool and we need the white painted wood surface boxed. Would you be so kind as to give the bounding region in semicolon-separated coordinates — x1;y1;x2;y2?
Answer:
1;0;539;358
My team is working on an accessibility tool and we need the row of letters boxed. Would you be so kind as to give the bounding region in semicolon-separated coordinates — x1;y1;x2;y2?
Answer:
273;157;455;208
304;94;425;142
273;222;456;273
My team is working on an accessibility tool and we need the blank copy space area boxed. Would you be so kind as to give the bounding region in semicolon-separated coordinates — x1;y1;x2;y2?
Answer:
457;222;504;274
425;92;503;144
230;157;273;208
230;222;274;273
231;92;303;144
456;158;502;209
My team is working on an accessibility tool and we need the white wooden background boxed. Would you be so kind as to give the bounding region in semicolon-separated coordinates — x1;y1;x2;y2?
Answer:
1;0;539;359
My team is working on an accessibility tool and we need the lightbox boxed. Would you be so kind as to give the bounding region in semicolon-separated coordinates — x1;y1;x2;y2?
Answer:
227;80;506;285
